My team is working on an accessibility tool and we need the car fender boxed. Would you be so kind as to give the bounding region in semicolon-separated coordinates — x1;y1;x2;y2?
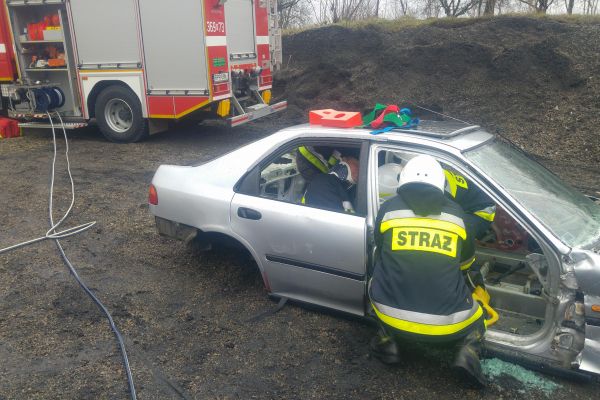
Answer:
570;249;600;295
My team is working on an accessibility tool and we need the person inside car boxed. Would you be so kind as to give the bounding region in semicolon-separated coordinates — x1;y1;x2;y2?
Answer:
369;155;487;387
303;157;359;213
296;145;341;182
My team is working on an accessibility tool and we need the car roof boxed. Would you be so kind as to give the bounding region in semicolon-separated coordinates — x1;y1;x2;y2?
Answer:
279;120;495;153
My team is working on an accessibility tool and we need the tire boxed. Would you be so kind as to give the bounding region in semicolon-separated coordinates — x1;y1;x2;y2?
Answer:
95;85;148;143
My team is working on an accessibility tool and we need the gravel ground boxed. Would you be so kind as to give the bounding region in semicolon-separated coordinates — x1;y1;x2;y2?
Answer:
0;121;598;400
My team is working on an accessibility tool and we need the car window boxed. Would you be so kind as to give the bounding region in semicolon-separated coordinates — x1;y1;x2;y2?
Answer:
260;150;304;203
259;143;363;215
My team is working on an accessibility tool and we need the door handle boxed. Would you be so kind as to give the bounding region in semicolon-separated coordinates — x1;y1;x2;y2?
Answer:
238;207;262;220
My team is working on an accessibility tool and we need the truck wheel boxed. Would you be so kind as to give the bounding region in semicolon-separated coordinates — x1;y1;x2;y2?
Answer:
95;85;148;143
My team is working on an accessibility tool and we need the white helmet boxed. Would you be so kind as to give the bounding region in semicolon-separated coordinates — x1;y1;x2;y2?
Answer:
399;155;445;193
378;163;403;201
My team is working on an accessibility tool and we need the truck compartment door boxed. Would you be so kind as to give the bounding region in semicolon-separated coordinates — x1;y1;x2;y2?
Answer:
69;0;141;68
224;0;256;60
138;0;208;93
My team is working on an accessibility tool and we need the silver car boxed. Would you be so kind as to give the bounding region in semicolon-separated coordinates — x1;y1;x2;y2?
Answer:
149;120;600;379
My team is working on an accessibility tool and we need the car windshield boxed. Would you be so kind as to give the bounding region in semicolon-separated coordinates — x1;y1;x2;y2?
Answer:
465;139;600;249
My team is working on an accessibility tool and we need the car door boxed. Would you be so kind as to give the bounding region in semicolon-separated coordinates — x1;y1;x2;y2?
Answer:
230;139;369;316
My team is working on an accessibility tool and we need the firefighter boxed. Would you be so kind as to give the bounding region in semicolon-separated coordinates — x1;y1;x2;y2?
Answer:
303;157;359;213
443;168;496;272
369;155;487;386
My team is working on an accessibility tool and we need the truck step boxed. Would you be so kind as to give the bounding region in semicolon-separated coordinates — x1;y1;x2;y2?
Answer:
18;121;88;129
229;100;287;127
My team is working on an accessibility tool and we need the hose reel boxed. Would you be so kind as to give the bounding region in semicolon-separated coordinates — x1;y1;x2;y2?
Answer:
9;85;65;114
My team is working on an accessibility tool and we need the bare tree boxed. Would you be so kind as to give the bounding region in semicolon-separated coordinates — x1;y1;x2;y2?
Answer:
515;0;556;13
278;0;309;29
390;0;411;16
329;0;368;22
306;0;380;23
438;0;478;16
495;0;511;14
484;0;497;14
423;0;444;17
306;0;330;24
584;0;599;13
563;0;575;14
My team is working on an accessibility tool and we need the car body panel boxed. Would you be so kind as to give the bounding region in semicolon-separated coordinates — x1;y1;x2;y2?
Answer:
231;193;367;315
580;324;600;375
571;249;600;296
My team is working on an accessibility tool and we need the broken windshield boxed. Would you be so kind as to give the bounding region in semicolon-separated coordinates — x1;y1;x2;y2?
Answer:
465;140;600;249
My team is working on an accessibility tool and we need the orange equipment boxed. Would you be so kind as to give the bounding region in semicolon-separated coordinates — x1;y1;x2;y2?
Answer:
309;109;362;128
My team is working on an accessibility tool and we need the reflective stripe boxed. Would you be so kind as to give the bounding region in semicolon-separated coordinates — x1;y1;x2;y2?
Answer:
460;256;476;271
372;297;480;326
382;209;417;220
298;146;329;174
380;218;467;240
382;210;465;230
372;300;483;336
444;170;468;198
474;205;497;222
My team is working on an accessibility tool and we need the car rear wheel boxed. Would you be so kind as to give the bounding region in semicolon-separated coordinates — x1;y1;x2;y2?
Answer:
95;85;148;143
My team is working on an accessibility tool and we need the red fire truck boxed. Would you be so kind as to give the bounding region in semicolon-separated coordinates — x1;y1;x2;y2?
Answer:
0;0;285;142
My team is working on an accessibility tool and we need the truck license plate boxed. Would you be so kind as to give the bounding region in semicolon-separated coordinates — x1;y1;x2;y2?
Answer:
213;73;229;83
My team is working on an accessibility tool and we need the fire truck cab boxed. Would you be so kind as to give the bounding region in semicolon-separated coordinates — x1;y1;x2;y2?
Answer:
1;0;285;142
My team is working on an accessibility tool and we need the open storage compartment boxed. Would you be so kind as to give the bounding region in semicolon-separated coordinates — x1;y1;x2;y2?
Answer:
6;0;81;117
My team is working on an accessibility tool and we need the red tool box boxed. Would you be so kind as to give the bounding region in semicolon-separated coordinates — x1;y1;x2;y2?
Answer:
0;117;20;138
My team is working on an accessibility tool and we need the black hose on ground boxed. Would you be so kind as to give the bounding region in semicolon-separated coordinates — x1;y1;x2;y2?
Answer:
48;113;137;400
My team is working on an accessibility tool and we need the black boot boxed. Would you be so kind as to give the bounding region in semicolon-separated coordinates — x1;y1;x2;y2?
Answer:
452;329;487;387
369;330;401;364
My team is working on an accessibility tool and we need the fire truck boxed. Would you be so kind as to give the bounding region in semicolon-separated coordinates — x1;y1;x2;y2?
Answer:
0;0;286;142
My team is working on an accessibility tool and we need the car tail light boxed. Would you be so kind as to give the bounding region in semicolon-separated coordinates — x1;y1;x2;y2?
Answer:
148;184;158;205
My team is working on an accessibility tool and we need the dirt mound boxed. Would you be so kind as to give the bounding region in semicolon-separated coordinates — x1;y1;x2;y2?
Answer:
275;16;600;182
